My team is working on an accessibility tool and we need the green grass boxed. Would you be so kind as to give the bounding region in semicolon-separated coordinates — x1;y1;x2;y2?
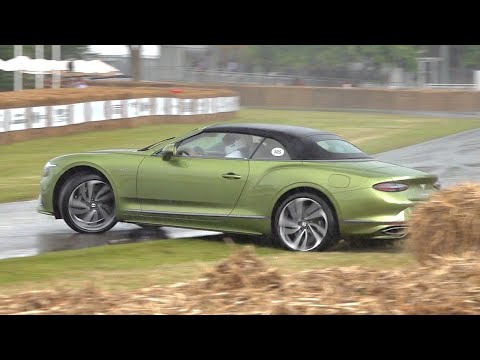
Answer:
0;237;415;294
1;108;480;203
0;108;474;296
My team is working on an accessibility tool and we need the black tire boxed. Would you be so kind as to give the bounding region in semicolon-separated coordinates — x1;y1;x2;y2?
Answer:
59;172;118;234
272;191;339;252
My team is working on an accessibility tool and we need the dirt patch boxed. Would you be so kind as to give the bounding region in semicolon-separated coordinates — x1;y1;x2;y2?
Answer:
406;183;480;263
0;86;236;109
2;248;480;314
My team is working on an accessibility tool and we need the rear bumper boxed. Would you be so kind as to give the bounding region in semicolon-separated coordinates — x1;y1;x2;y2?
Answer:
336;186;422;239
341;220;408;239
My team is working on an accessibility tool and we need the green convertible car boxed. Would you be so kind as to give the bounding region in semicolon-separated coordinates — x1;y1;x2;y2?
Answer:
37;123;440;252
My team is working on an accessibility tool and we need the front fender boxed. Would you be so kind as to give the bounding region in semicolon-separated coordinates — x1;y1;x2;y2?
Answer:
50;153;145;217
58;161;119;198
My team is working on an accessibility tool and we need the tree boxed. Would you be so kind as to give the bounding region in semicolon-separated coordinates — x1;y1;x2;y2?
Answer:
0;45;14;91
127;45;142;81
462;45;480;68
234;45;420;76
59;45;90;60
19;45;89;60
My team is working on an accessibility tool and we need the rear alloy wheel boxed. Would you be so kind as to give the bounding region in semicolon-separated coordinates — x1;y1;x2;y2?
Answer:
60;173;117;233
274;192;339;252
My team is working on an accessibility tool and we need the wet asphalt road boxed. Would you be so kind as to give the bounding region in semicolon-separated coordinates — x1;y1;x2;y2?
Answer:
0;202;219;260
375;128;480;187
1;127;480;260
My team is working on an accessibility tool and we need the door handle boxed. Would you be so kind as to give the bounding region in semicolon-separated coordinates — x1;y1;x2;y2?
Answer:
222;172;242;180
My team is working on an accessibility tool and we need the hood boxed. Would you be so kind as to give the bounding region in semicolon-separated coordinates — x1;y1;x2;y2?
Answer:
89;149;141;154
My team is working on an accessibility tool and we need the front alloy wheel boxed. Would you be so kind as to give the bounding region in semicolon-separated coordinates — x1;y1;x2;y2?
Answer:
60;173;117;233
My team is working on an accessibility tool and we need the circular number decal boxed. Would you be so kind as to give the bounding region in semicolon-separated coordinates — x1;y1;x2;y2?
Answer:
271;147;285;156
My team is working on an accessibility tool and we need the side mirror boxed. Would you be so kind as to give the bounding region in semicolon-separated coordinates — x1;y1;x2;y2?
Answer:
162;144;176;161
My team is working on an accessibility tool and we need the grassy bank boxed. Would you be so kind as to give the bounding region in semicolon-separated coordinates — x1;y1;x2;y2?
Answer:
0;237;414;294
1;108;480;203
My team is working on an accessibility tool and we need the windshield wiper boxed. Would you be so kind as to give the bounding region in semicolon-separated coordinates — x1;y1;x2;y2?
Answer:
138;137;175;151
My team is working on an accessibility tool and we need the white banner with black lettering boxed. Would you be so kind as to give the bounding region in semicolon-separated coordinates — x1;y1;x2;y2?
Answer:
126;99;138;118
137;98;153;117
72;103;85;124
216;97;226;113
51;105;71;127
0;96;240;133
90;101;106;122
168;98;180;115
31;106;48;128
9;108;28;131
180;99;194;115
209;98;217;114
155;98;165;115
109;100;124;119
195;98;207;115
0;109;6;132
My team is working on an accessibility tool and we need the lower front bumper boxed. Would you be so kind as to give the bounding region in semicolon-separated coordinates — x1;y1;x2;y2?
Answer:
36;194;54;216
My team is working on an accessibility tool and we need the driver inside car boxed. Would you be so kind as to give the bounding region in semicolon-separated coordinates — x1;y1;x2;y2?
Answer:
177;145;205;157
225;135;253;158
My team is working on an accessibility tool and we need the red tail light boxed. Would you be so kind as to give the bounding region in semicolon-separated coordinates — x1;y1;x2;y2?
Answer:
373;182;409;192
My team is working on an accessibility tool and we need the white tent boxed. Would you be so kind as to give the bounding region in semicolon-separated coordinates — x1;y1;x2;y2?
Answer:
0;56;121;75
1;56;32;71
23;59;59;74
81;59;119;74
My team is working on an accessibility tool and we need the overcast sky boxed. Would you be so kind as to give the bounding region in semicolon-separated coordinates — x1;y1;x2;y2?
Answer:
89;45;160;57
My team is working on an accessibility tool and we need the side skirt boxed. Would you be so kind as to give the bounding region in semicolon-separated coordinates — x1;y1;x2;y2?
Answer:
123;209;268;235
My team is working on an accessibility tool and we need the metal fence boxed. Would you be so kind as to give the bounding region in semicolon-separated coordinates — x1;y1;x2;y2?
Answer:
96;57;480;90
144;66;394;88
144;67;479;90
181;68;350;86
424;83;477;90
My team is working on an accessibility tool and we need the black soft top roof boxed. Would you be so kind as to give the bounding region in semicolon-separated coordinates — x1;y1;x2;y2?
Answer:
204;123;331;141
202;123;370;160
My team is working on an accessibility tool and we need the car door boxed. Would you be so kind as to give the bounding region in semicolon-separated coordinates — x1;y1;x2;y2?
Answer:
230;136;302;219
136;131;263;218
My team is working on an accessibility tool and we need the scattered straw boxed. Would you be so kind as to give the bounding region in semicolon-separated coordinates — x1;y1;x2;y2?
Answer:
2;248;480;314
406;183;480;263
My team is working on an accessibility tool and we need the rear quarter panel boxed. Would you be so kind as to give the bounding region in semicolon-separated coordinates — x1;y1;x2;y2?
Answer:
232;160;370;233
233;159;435;235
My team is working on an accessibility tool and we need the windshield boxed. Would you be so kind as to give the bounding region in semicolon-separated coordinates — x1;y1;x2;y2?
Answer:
138;137;176;151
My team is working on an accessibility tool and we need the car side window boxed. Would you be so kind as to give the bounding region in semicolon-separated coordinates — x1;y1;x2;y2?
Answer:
316;139;364;154
176;132;224;158
176;132;263;159
251;138;291;160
